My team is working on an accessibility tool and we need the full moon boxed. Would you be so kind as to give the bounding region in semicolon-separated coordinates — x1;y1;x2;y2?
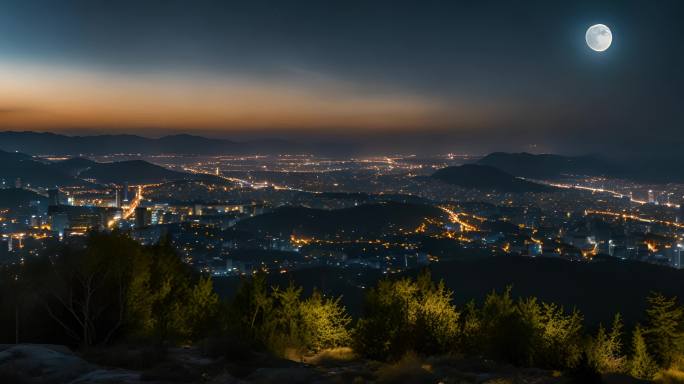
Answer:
586;24;612;52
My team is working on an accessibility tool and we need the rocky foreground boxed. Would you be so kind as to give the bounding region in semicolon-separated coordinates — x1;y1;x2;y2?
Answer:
0;344;646;384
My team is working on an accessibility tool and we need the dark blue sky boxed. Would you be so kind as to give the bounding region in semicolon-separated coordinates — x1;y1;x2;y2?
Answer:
0;0;682;155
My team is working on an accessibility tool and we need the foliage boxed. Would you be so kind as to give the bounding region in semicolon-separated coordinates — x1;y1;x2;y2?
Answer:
228;274;351;357
537;302;583;369
457;300;481;354
644;292;684;368
630;324;659;380
300;290;352;351
354;270;459;360
588;314;626;373
30;232;144;347
6;231;684;384
14;232;219;347
478;287;539;366
472;287;583;369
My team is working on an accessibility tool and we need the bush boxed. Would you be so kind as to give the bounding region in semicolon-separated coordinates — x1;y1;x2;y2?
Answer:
588;314;626;373
630;325;659;380
457;287;583;369
354;270;460;360
227;275;351;358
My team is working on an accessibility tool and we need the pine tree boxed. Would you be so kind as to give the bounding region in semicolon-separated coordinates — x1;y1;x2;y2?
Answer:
644;292;684;367
630;325;659;380
589;314;625;373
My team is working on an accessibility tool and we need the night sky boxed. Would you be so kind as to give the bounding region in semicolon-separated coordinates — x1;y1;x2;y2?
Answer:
0;0;682;156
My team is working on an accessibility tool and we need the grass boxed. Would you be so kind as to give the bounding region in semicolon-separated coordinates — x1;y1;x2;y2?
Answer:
656;368;684;383
375;352;436;384
304;347;357;365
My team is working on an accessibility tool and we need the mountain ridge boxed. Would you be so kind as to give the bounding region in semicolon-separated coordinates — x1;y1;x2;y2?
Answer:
431;164;554;192
0;131;345;156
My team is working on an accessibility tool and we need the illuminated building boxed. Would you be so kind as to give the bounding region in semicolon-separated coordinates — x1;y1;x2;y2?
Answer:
48;205;118;234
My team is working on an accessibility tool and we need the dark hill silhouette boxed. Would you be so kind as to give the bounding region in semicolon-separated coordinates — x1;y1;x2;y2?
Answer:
0;131;342;156
477;152;620;179
431;164;553;192
78;160;191;184
0;188;47;208
235;202;447;239
0;150;84;187
48;157;98;177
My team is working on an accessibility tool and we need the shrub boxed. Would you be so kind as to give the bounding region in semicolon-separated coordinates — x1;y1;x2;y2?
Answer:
630;325;659;380
228;275;351;357
354;270;460;360
588;314;626;373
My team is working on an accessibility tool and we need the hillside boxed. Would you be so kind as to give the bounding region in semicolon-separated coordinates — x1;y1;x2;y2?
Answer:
0;188;47;209
0;150;84;187
431;164;553;192
235;202;447;239
477;152;620;179
78;160;191;184
48;157;98;177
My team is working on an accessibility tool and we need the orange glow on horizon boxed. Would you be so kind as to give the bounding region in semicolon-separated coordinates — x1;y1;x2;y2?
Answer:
0;60;513;132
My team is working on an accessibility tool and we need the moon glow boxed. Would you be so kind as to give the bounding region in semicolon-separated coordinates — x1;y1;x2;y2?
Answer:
586;24;612;52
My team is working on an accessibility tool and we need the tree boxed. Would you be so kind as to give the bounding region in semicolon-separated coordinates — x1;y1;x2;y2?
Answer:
475;287;583;369
127;239;196;345
458;300;481;354
630;325;659;380
37;232;142;347
267;282;306;355
228;276;350;357
354;270;460;360
537;302;584;369
588;314;626;373
354;278;415;360
414;278;460;355
183;276;220;341
300;289;351;352
644;292;684;367
479;287;540;366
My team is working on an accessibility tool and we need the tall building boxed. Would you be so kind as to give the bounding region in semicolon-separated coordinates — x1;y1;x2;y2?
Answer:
648;190;655;204
135;207;151;228
50;213;70;237
114;187;122;208
123;182;129;203
48;189;60;206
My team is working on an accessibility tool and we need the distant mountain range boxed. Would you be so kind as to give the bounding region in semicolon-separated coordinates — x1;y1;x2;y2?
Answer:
431;164;553;193
0;149;204;187
0;131;348;156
